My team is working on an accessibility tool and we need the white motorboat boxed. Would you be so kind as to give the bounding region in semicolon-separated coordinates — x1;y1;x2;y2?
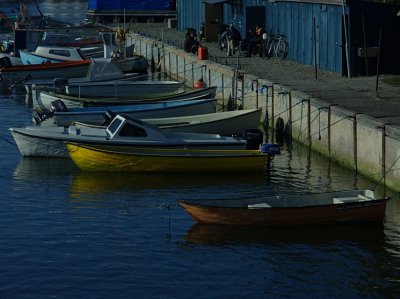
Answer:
25;58;141;95
10;114;260;158
18;29;149;74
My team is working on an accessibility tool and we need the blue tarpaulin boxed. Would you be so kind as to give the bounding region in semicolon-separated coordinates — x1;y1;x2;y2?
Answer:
88;0;172;11
203;0;229;4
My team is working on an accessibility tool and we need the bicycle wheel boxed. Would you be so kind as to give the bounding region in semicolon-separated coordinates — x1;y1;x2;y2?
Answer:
276;40;286;60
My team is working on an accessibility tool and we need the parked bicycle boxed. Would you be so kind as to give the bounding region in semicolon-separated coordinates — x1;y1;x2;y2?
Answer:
264;33;286;60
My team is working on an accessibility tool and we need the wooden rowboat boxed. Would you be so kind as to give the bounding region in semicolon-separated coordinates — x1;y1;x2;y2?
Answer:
178;189;389;226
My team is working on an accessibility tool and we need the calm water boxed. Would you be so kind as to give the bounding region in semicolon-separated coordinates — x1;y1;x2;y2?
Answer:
1;1;400;298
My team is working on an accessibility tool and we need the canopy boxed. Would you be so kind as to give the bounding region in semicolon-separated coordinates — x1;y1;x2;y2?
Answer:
86;58;124;81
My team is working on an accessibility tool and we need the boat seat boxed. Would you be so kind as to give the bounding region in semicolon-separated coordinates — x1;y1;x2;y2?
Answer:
357;194;372;201
248;202;271;209
333;197;360;204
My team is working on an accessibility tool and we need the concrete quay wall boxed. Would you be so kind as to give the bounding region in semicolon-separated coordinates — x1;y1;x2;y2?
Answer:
131;33;400;192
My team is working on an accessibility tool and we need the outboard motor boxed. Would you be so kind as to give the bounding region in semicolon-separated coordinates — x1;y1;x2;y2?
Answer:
32;100;69;125
32;111;49;125
0;56;12;68
50;99;68;113
243;129;263;150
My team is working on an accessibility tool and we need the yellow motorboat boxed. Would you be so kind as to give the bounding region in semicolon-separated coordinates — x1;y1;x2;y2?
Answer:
66;143;273;173
64;113;280;173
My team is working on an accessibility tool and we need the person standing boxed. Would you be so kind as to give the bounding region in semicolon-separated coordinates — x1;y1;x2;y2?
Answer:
227;25;242;56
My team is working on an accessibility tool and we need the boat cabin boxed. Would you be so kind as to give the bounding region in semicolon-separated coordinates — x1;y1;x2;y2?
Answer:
33;45;87;61
105;114;169;142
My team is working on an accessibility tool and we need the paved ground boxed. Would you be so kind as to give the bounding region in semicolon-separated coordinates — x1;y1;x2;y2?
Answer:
127;23;400;125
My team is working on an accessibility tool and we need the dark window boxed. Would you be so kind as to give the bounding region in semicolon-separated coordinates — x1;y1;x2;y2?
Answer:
49;50;71;57
119;123;147;137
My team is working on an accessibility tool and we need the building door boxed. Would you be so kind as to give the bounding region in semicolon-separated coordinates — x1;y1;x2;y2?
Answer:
204;3;223;42
245;6;266;39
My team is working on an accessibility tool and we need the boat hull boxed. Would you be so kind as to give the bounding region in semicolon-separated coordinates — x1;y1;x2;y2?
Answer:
66;143;270;173
11;130;70;157
19;49;149;73
0;60;91;82
54;98;218;126
179;190;388;226
36;86;218;109
147;109;262;135
65;81;184;98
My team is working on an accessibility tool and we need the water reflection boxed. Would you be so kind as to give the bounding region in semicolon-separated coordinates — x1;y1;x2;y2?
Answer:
383;198;400;258
13;157;78;180
184;222;386;246
69;171;269;194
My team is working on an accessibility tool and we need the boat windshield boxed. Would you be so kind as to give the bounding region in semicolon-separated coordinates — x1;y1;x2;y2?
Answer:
39;33;74;46
107;117;123;136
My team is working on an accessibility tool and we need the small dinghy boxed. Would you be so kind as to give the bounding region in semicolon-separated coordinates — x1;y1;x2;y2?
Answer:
178;189;389;226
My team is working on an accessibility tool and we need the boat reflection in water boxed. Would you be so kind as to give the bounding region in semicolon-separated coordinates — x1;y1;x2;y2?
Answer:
382;198;400;256
184;222;386;246
69;171;269;195
13;157;78;181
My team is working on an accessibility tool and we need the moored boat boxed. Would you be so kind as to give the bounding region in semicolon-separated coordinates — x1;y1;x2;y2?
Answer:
36;86;217;109
19;45;149;73
65;80;185;98
36;97;218;126
0;60;91;83
66;143;274;173
25;58;141;95
141;108;262;135
64;114;277;172
10;111;259;158
178;189;389;226
18;29;149;74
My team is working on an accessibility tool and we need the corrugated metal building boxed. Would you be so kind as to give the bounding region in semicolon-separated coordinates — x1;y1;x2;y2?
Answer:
177;0;400;76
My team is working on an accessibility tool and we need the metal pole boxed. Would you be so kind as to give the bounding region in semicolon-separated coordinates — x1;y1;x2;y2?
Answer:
192;63;195;89
342;0;351;78
313;18;318;80
375;28;382;94
361;14;368;76
221;74;225;110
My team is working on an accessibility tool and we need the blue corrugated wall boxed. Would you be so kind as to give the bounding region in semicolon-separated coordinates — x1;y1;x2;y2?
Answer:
178;0;343;74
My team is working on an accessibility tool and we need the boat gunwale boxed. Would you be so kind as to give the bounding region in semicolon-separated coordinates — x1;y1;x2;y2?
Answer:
65;142;266;157
178;197;389;210
54;98;218;116
41;86;218;103
1;60;91;72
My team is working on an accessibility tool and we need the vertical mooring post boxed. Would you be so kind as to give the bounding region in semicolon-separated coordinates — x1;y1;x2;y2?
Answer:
313;17;318;80
381;124;386;197
265;155;272;179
